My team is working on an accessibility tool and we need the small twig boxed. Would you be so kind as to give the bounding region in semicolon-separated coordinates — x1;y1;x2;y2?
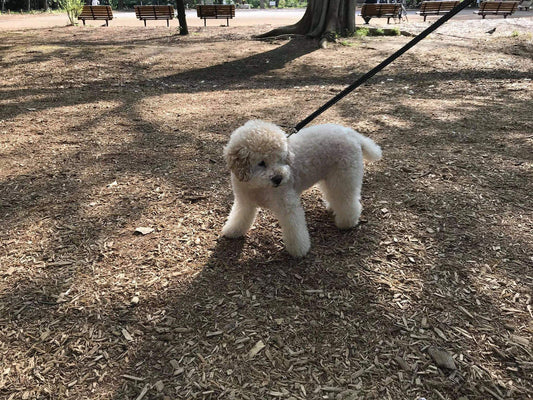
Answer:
135;384;150;400
359;265;387;276
122;374;145;382
482;386;505;400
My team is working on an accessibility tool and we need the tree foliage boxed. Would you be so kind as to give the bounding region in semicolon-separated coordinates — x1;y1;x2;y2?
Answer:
57;0;83;25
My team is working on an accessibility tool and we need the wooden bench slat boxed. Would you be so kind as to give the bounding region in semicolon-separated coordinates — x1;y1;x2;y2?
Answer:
196;4;235;26
78;5;113;26
475;1;518;18
360;3;401;24
417;1;459;21
134;5;175;27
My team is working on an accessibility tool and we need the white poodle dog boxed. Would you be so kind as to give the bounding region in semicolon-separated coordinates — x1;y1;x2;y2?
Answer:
222;120;382;257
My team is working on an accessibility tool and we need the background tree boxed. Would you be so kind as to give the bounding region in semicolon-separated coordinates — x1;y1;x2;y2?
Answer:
57;0;83;25
257;0;356;39
175;0;188;35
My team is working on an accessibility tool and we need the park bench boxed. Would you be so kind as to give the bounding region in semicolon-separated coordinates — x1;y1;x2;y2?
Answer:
196;4;235;26
475;1;518;18
417;1;459;21
359;3;402;24
134;5;175;27
78;5;113;26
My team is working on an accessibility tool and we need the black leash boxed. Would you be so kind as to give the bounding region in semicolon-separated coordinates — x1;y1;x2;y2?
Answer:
292;0;477;134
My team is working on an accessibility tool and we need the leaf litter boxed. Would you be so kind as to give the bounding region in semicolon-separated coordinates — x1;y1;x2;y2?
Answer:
1;18;532;400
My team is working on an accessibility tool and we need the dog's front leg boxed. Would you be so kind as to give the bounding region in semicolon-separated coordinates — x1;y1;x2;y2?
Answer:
222;195;258;238
273;197;311;258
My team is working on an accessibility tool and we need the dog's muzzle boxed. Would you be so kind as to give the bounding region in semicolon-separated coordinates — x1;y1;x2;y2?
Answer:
271;175;283;187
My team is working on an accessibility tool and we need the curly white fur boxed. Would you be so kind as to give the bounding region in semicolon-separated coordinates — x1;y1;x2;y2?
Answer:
222;120;382;257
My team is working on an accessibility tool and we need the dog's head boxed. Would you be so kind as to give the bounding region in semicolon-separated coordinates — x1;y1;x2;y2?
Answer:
224;120;292;188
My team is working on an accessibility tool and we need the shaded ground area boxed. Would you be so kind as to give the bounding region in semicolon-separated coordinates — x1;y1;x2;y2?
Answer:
0;19;532;400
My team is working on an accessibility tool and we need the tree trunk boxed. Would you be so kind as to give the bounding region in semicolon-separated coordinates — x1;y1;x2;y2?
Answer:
175;0;188;35
27;0;30;12
43;0;49;11
257;0;356;39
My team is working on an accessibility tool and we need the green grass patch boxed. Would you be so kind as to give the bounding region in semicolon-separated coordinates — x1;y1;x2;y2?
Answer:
354;27;370;38
389;27;401;36
369;28;385;36
339;40;357;47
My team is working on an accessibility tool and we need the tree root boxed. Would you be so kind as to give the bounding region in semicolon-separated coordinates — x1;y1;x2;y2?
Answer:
253;33;307;42
254;24;307;39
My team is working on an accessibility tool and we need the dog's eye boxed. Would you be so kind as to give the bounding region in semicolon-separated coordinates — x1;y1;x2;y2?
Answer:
258;161;266;168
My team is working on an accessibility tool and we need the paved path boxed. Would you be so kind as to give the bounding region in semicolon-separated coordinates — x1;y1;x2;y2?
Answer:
1;7;532;30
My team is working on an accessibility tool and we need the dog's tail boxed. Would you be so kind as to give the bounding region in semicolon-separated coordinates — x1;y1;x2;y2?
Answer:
360;135;382;162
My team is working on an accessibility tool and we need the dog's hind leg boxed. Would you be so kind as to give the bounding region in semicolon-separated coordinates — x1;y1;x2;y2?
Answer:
319;168;363;230
317;180;333;212
222;199;258;238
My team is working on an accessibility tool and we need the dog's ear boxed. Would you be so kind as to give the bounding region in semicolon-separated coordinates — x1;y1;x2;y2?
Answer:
225;146;252;182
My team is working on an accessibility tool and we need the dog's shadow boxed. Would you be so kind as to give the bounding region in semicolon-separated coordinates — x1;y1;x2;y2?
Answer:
206;236;247;269
206;232;295;271
205;199;371;273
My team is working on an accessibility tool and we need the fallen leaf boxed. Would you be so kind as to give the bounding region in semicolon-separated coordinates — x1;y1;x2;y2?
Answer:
122;328;133;341
4;267;15;276
154;380;164;392
248;340;265;359
428;346;456;370
134;227;154;235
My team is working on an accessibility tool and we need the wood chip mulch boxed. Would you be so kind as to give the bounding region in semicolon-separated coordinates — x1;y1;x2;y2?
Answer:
1;19;532;400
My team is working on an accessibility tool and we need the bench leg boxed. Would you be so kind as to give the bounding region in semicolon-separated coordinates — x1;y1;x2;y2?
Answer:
423;15;427;22
226;17;229;26
105;19;108;27
144;19;147;27
167;19;169;27
82;19;86;26
363;17;370;24
204;18;206;27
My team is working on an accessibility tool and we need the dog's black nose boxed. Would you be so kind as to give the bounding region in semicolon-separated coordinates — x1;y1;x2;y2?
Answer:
271;175;283;186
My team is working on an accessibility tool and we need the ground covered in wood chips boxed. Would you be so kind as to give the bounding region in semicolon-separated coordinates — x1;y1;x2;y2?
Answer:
1;17;532;400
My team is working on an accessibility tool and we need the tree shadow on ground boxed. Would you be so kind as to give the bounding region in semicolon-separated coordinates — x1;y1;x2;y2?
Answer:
3;31;531;123
0;33;320;398
1;28;531;399
0;36;319;120
109;196;395;399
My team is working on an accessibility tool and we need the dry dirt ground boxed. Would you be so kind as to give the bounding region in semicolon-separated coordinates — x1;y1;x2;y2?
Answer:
1;15;532;400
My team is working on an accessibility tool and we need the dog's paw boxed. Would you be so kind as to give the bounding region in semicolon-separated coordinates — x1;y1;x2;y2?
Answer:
334;215;359;230
334;203;361;229
221;225;246;238
285;242;310;257
284;236;311;258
